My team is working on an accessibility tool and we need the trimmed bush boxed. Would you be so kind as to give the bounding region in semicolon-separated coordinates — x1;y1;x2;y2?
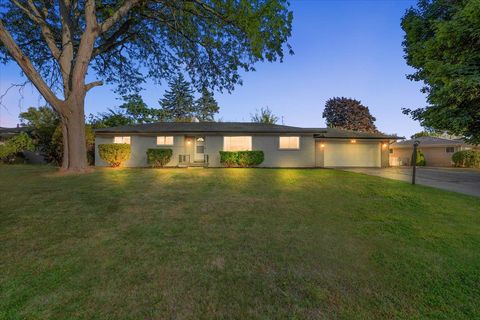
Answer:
147;148;173;167
411;148;426;166
452;150;480;168
219;151;238;167
98;143;131;167
219;151;264;167
237;151;264;167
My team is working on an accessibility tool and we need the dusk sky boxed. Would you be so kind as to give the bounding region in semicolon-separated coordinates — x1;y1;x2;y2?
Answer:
0;0;425;138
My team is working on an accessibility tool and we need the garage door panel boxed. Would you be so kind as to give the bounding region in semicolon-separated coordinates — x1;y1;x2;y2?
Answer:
324;142;380;167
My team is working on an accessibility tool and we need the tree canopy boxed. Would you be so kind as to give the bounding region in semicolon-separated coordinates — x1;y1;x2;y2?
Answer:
0;0;293;171
322;97;378;132
195;88;219;122
159;73;196;121
401;0;480;144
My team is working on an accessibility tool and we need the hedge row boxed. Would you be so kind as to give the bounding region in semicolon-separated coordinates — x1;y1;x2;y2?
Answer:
452;150;480;168
147;148;173;167
98;143;131;167
219;151;264;167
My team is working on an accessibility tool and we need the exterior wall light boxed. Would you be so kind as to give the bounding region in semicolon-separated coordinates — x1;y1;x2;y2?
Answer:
320;144;325;148
187;139;191;145
350;139;356;143
382;143;388;148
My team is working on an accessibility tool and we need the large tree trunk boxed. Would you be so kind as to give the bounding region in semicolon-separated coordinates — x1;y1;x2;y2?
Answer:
59;94;88;173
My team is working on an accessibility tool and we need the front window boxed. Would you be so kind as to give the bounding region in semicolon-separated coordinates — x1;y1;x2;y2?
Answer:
446;147;454;153
223;136;252;151
279;136;300;150
157;136;174;145
114;136;130;144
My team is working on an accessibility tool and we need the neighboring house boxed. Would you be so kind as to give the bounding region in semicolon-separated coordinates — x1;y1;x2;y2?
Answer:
0;126;28;144
94;122;401;168
390;136;478;167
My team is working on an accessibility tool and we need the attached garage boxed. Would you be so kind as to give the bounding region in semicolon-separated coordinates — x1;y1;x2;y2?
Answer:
317;140;383;168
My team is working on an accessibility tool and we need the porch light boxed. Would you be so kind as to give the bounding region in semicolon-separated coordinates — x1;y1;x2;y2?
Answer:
320;144;325;148
187;139;191;145
350;139;356;143
382;143;388;148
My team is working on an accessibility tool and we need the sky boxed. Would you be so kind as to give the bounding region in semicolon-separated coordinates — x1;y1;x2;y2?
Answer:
0;0;426;138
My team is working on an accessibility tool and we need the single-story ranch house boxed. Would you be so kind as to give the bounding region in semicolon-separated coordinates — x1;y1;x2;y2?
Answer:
390;136;479;167
94;122;402;168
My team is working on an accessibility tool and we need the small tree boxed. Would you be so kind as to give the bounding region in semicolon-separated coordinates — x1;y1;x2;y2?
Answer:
322;97;378;132
411;149;426;166
194;88;220;121
251;107;279;124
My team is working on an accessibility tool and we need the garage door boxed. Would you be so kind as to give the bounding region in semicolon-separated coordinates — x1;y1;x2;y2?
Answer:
324;141;381;167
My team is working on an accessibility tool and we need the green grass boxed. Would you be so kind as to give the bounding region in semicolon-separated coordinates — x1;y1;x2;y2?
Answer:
1;165;479;319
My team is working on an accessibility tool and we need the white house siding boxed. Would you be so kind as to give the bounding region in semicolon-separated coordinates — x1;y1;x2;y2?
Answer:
95;135;185;167
252;135;316;167
95;134;387;168
204;135;223;167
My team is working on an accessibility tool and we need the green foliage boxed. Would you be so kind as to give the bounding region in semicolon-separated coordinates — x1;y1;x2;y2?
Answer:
159;74;196;121
452;150;480;168
0;132;34;163
89;95;166;129
401;0;480;144
20;106;95;165
0;1;292;95
159;75;221;122
19;106;60;163
411;149;426;166
219;151;264;167
237;151;265;167
146;149;173;167
194;88;220;121
323;97;378;132
98;144;131;167
410;127;446;139
219;151;238;167
251;107;279;124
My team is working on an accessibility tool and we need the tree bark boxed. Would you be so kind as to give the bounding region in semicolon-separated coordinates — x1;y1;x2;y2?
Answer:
60;116;69;170
59;94;88;172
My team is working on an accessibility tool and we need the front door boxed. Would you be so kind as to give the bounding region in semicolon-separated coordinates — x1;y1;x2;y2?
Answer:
194;137;205;162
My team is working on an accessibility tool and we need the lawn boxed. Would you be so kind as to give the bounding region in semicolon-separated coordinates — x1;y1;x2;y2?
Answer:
1;165;479;319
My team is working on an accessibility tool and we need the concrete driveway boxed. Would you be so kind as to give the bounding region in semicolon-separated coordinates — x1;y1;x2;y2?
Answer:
341;167;480;197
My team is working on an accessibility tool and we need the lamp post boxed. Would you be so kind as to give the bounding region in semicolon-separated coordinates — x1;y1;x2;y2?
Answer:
412;140;420;185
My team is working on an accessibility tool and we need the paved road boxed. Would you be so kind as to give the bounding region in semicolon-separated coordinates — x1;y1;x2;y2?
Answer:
341;167;480;197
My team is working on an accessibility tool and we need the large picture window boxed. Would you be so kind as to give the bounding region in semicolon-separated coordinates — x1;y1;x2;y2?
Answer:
279;136;300;150
157;136;174;145
223;136;252;151
114;136;131;144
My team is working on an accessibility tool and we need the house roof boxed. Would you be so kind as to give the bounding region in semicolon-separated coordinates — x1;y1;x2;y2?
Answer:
0;126;29;137
94;122;402;140
392;136;468;148
313;127;401;140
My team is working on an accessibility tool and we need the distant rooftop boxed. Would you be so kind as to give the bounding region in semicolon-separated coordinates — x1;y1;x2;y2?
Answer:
392;136;469;147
